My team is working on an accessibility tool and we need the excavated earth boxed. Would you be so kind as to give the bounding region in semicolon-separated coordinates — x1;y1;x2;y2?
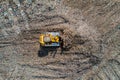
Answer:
0;0;120;80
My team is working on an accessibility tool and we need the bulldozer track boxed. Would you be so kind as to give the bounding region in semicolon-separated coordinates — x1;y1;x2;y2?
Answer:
29;15;69;28
29;15;69;24
17;51;101;80
102;24;120;43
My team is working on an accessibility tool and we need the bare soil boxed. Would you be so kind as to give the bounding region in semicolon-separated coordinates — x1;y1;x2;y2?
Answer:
0;0;120;80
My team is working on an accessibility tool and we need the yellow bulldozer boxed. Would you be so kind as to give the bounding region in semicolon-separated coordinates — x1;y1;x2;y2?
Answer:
39;32;61;47
38;31;75;57
38;32;63;57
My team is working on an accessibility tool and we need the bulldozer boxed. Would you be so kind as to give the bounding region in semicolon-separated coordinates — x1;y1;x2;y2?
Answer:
38;32;63;57
38;31;74;57
39;32;61;47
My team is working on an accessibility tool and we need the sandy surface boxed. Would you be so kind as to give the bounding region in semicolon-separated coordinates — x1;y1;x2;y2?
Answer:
0;0;120;80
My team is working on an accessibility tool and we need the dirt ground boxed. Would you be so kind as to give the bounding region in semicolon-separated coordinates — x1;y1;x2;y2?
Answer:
0;0;120;80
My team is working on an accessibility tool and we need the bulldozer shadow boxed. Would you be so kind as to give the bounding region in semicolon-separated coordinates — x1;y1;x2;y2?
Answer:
38;46;59;57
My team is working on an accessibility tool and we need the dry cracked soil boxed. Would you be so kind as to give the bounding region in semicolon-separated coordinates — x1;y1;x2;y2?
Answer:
0;0;120;80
